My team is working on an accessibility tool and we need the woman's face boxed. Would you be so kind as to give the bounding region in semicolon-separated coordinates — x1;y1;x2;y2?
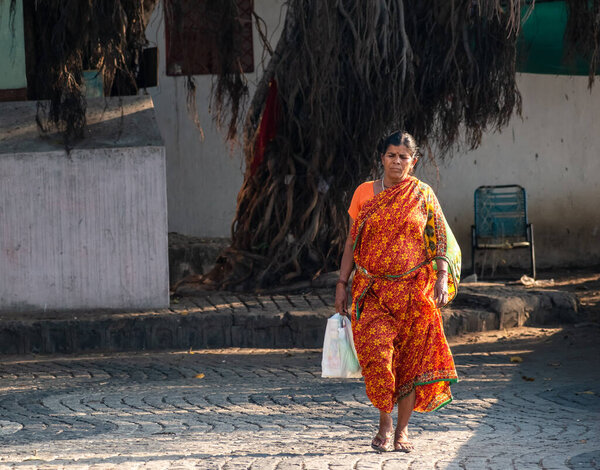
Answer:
381;144;417;183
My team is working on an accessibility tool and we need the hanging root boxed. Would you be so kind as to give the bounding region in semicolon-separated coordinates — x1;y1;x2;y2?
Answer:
24;0;158;147
564;0;600;88
199;0;531;291
162;0;251;143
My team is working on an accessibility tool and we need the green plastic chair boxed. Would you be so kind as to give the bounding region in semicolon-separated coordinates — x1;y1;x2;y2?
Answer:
471;185;536;279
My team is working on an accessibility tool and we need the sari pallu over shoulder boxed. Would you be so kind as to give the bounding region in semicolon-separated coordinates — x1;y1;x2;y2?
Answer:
350;177;461;320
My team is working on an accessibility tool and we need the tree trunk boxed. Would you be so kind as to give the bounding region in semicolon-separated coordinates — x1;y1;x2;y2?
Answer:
202;0;530;290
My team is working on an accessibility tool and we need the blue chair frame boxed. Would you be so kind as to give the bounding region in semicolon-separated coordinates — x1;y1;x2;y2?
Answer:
471;185;536;279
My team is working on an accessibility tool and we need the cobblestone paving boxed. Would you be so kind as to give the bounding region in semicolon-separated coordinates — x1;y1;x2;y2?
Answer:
0;326;598;469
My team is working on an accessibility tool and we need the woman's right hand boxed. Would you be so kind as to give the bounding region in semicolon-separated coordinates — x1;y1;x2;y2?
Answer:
335;282;349;316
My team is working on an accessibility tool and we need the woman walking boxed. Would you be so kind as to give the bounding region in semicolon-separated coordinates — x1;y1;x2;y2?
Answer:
335;131;461;452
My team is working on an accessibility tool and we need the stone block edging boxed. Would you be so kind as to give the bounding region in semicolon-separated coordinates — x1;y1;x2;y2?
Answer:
0;286;579;354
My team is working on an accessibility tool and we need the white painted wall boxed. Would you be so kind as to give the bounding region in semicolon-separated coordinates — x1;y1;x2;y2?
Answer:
417;73;600;269
144;3;599;270
145;0;286;237
0;97;169;312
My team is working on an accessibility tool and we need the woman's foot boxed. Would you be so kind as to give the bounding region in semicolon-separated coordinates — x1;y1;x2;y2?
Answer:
371;431;394;452
395;388;416;452
371;411;394;452
394;428;414;453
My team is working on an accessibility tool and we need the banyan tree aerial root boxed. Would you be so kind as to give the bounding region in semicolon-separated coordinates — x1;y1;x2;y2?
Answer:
564;0;600;87
20;0;158;147
201;0;532;291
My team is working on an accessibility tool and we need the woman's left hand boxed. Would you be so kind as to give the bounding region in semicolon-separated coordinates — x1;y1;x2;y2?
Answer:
433;271;449;307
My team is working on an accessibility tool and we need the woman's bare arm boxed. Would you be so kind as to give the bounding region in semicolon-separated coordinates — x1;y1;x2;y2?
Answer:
433;258;449;307
334;217;355;315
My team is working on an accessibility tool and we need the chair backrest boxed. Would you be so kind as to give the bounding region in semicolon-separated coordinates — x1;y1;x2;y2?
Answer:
474;185;528;243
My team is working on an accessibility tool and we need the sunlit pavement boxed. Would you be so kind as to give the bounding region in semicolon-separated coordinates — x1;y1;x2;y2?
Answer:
0;326;598;469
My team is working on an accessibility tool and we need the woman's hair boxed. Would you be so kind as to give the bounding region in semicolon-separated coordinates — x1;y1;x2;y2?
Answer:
378;130;418;156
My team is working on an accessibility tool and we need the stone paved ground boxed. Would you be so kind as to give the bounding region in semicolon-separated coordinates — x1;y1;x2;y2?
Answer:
0;326;598;469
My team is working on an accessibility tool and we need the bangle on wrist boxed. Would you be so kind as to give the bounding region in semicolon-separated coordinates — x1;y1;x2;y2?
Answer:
337;279;348;286
437;270;448;275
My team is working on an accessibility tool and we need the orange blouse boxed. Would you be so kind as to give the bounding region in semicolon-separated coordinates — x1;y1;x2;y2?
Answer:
348;181;376;219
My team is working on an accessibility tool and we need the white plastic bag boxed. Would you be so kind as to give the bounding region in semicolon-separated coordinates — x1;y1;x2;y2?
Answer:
321;313;362;378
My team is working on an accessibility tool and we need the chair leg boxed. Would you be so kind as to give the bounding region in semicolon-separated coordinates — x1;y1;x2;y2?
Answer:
529;224;536;279
471;226;476;277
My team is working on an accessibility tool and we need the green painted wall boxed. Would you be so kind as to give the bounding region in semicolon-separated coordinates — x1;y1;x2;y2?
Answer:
517;1;594;75
0;0;27;89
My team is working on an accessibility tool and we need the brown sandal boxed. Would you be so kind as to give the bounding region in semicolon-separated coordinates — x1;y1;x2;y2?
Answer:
371;431;394;452
394;439;414;453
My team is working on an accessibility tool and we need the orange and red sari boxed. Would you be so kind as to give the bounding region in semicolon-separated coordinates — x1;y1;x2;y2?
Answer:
350;176;461;414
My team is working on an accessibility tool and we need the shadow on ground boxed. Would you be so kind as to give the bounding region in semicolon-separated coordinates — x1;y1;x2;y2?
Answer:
442;325;600;469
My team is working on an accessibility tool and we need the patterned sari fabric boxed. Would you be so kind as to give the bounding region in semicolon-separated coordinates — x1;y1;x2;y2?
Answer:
350;176;461;414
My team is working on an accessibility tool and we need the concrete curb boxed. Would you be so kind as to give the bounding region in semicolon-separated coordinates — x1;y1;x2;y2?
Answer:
0;284;580;355
443;283;579;337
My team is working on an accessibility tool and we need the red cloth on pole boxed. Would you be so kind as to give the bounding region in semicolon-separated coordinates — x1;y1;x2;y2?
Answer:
250;79;279;175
